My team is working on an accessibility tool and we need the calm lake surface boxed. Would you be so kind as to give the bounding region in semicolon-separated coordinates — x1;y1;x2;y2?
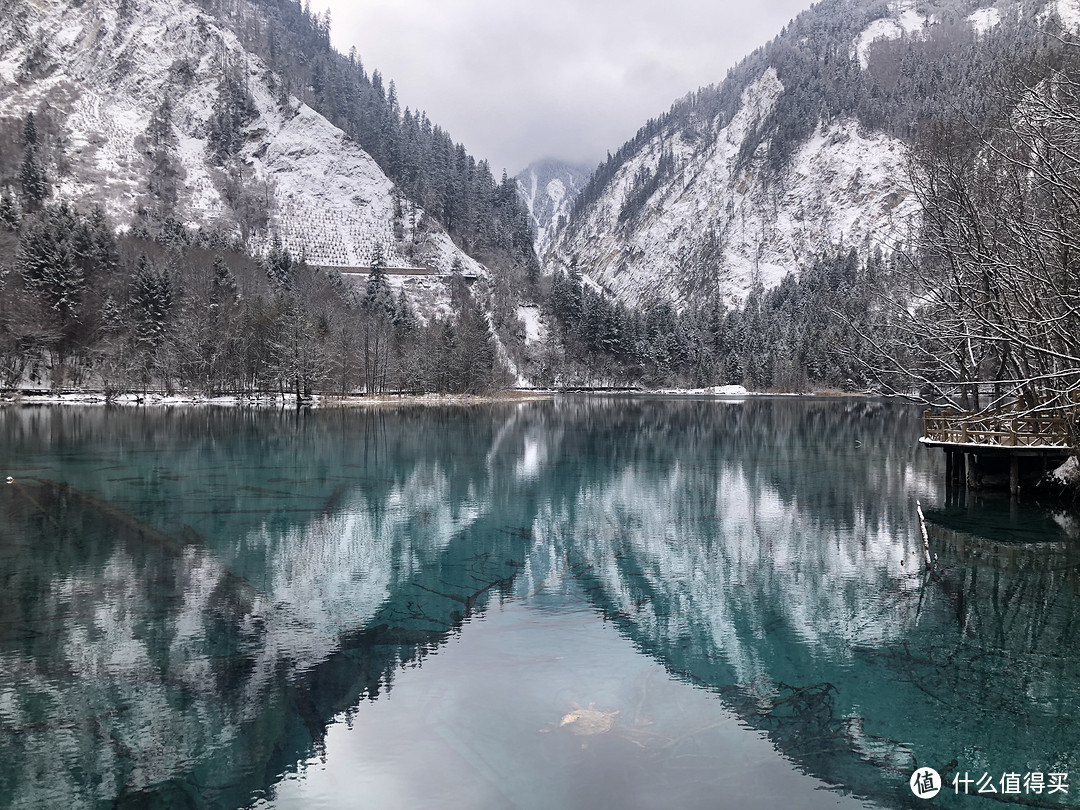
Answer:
1;397;1078;809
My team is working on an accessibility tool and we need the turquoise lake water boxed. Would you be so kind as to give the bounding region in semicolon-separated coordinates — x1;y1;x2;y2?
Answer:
0;398;1077;809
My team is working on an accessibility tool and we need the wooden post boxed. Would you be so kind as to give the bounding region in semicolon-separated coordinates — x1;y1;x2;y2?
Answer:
916;500;933;570
966;453;977;489
1010;455;1019;497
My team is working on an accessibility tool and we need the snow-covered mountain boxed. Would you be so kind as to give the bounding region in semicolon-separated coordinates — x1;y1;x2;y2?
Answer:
0;0;484;278
515;158;591;256
547;71;915;309
545;0;1080;310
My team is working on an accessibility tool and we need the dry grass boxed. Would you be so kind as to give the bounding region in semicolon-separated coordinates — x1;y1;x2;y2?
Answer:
810;388;868;397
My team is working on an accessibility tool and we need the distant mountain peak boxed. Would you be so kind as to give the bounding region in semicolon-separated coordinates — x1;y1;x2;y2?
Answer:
516;158;592;257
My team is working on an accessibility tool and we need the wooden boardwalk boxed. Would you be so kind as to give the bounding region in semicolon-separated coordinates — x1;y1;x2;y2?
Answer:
922;410;1073;450
329;265;482;281
922;409;1075;494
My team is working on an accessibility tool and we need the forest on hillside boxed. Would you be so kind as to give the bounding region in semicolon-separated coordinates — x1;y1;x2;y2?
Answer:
0;187;506;398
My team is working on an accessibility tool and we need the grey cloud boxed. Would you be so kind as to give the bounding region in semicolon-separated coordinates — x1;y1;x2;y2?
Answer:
326;0;813;174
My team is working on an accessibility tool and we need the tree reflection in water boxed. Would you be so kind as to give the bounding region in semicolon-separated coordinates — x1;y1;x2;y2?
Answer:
0;398;1076;809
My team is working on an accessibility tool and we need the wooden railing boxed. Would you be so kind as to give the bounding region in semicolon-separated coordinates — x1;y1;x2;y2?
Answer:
923;409;1075;448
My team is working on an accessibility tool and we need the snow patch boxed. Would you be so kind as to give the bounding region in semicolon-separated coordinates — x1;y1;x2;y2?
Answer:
852;0;929;68
967;7;1002;34
650;385;751;396
1052;508;1080;539
516;305;546;345
1049;0;1080;31
546;178;566;207
1050;456;1079;485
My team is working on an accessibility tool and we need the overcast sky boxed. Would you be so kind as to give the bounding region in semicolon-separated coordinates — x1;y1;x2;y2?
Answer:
325;1;814;176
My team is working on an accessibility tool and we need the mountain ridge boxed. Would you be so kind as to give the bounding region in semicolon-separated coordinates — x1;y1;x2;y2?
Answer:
545;0;1080;310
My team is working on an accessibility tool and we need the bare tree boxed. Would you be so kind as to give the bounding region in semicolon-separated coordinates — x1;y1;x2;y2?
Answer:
858;47;1080;428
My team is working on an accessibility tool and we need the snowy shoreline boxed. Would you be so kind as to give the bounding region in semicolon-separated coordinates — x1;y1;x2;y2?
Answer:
0;391;555;408
0;385;870;408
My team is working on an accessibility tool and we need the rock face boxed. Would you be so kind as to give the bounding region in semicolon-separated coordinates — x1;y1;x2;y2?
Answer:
542;0;1079;311
0;0;484;278
515;158;591;257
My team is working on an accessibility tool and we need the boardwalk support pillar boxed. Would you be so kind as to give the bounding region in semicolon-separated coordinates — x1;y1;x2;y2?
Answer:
1010;455;1020;497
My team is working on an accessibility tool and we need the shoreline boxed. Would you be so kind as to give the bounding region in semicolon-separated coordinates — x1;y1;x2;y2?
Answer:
0;390;555;408
0;386;872;408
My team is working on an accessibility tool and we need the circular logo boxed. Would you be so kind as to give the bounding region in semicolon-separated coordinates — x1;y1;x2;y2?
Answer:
910;767;942;799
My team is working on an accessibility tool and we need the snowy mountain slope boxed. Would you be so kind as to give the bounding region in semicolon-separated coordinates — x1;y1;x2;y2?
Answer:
515;158;591;256
546;68;916;309
547;0;1076;311
0;0;484;278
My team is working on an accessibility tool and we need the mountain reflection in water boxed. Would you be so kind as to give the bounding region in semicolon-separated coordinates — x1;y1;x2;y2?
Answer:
0;398;1077;809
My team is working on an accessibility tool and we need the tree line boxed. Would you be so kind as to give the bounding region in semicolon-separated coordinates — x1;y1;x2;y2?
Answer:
537;248;886;391
0;185;507;397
